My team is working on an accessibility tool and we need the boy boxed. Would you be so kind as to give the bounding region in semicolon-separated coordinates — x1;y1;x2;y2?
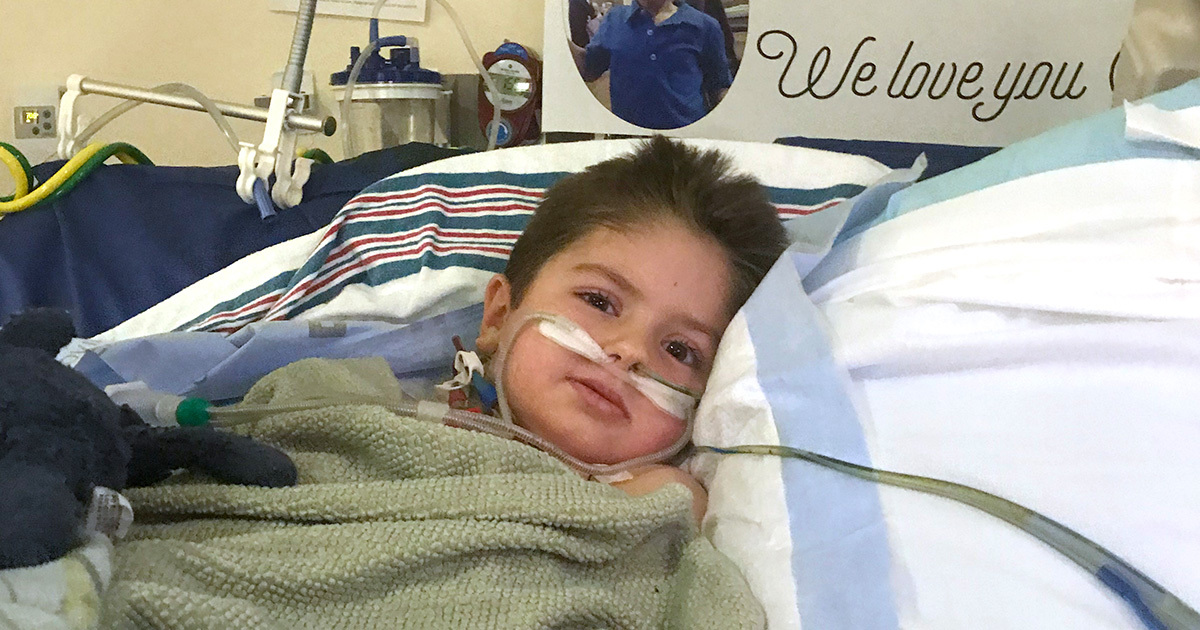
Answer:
474;137;787;521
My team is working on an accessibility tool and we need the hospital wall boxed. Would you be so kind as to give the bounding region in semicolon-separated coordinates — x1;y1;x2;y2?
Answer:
0;1;543;169
2;0;1197;176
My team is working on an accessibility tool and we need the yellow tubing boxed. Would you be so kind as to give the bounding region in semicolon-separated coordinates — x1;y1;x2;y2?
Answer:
0;143;130;215
0;146;30;200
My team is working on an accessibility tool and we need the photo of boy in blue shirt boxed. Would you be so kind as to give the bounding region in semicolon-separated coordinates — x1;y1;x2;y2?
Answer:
569;0;735;129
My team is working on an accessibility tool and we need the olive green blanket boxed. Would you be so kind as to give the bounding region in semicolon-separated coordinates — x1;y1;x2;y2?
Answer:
102;358;763;629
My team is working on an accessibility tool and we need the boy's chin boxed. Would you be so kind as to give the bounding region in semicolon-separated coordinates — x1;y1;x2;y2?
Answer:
525;421;626;467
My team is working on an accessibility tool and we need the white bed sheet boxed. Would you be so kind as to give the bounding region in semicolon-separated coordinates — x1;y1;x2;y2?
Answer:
806;157;1200;629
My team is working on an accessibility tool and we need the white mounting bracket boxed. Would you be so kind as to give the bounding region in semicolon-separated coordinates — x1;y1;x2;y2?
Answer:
56;74;86;159
236;88;313;209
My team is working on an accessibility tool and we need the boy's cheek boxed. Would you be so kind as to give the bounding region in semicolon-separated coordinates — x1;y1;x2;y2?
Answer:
502;337;564;400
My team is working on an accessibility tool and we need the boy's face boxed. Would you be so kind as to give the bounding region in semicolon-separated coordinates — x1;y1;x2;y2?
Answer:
477;220;734;466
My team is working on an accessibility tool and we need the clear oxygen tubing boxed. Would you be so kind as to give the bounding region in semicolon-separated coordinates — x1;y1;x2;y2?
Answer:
489;311;701;479
427;0;502;152
341;0;502;158
75;83;241;155
205;395;646;480
338;32;380;160
507;312;703;421
694;444;1200;630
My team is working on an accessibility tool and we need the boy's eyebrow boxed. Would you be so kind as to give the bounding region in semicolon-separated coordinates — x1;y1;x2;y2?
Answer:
574;263;643;300
572;262;719;345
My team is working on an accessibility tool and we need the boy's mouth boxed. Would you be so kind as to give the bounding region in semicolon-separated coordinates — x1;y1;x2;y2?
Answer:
567;375;630;421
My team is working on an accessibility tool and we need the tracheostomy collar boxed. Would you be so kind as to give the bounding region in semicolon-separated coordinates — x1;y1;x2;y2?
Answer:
491;311;702;479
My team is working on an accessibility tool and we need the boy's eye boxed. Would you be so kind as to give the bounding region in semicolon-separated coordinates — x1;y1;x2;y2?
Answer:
664;340;700;367
578;291;616;315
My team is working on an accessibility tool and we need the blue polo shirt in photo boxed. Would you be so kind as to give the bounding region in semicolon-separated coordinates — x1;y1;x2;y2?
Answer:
584;1;733;129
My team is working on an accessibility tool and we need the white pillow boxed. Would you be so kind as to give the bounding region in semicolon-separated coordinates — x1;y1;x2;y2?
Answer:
692;155;1200;630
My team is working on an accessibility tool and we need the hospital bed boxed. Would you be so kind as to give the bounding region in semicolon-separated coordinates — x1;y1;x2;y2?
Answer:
2;72;1198;628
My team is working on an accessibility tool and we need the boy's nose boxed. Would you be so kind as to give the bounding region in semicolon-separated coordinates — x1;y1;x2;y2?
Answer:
601;336;644;369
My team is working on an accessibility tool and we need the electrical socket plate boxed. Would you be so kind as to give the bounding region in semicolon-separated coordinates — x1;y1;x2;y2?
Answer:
14;104;56;140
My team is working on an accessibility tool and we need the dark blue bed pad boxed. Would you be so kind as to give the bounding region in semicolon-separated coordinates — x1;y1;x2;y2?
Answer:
0;143;467;337
775;136;999;179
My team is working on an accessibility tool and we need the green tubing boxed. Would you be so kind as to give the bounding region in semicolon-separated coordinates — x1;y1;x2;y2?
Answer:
300;147;334;164
1;142;35;202
2;142;153;212
43;143;154;206
104;142;153;165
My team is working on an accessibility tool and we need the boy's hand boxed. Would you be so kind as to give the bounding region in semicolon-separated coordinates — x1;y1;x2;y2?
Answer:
612;464;708;525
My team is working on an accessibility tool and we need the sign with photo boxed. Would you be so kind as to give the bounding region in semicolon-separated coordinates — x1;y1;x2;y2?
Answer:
542;0;1137;146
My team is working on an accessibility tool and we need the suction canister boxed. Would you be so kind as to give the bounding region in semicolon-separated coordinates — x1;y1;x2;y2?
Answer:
331;21;447;156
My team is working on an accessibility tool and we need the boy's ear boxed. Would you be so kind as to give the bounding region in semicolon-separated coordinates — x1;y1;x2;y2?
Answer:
476;274;513;355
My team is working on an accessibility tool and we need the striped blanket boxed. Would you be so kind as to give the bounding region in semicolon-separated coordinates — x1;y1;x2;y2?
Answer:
177;171;862;334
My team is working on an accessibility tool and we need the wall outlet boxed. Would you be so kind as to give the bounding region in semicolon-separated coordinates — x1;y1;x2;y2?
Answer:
14;104;56;139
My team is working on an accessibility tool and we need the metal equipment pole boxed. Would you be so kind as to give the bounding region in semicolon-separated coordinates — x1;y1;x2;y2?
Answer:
282;0;320;95
74;77;335;136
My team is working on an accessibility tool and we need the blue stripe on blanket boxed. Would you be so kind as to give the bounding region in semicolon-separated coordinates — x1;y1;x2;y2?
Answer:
742;248;900;630
361;170;565;195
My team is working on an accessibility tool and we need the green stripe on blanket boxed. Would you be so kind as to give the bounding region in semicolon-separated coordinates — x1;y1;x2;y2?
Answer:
102;358;763;629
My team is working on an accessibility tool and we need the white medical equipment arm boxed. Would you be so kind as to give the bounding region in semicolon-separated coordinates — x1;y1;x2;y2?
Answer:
236;0;322;208
56;0;334;208
56;77;334;159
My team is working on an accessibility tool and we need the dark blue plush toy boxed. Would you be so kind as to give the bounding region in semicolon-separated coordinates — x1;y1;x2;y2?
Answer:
0;309;298;569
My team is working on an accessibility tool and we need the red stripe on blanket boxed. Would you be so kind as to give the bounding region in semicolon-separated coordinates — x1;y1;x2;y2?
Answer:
775;199;843;216
324;226;520;267
265;242;510;319
347;184;545;206
190;289;285;330
342;201;537;222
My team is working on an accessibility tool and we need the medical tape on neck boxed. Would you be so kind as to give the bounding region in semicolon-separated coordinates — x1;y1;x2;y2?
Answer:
533;314;699;420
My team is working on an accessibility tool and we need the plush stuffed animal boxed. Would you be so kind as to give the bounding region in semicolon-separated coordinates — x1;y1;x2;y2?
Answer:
0;308;297;569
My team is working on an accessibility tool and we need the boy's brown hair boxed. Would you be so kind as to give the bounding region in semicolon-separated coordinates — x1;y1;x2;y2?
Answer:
504;136;788;315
